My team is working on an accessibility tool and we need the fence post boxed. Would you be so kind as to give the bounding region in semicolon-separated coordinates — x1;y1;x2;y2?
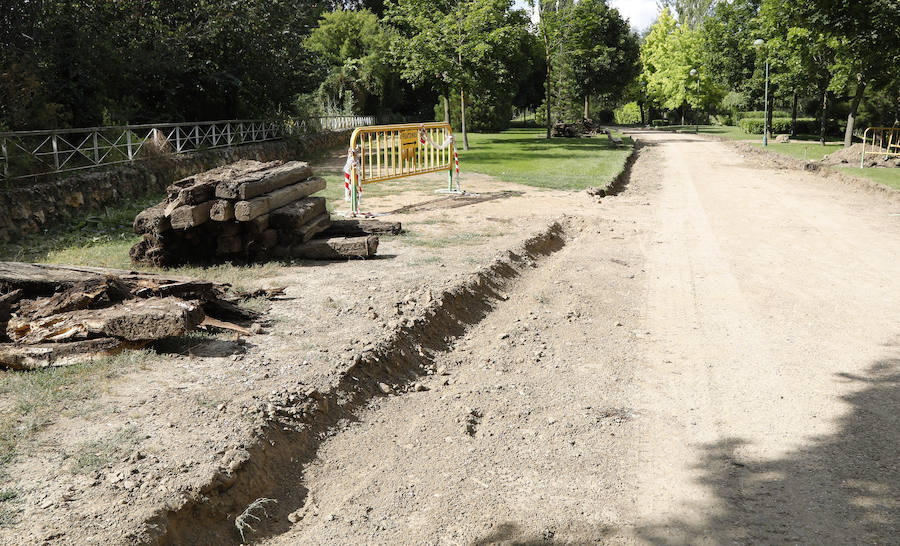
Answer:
126;129;133;161
227;123;232;146
51;134;60;170
1;137;7;179
92;132;99;164
175;126;181;152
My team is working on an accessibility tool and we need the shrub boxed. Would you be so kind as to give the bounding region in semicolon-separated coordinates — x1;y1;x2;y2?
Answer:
735;110;790;121
595;109;615;124
651;119;669;127
614;102;642;125
738;117;817;134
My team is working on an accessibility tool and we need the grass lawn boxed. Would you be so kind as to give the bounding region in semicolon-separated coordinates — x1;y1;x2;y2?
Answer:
833;166;900;190
457;128;633;191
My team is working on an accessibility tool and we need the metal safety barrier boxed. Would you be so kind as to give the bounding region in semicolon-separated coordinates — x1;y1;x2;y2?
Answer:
0;115;375;183
860;126;900;167
345;122;460;216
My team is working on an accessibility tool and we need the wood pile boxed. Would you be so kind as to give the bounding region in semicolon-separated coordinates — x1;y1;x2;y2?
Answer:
130;160;383;267
0;262;263;370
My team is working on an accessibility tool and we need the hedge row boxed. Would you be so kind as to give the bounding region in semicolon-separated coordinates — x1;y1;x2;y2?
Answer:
735;110;790;121
737;117;818;134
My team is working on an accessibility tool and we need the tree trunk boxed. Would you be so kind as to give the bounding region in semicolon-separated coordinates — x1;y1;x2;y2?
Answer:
820;88;828;145
790;91;798;137
639;101;645;126
460;87;469;151
584;95;590;119
844;77;867;148
681;105;685;126
443;95;450;124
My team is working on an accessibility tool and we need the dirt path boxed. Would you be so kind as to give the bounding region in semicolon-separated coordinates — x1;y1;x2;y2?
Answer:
257;132;900;545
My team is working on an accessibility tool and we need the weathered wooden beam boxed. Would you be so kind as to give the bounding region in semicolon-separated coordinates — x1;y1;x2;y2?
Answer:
0;338;131;370
133;202;171;235
209;199;235;222
281;235;378;260
319;219;402;238
170;201;214;230
297;213;331;243
269;197;326;231
7;297;205;344
234;177;326;222
215;161;313;200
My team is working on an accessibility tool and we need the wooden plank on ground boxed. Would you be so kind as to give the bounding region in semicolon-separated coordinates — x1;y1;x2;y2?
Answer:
7;297;205;344
286;235;378;260
0;338;131;370
234;177;326;222
319;219;402;237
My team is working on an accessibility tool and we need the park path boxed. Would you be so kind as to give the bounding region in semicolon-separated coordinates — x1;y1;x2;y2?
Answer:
260;132;900;545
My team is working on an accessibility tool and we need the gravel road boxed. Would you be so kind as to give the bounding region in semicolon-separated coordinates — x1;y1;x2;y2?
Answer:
256;132;900;545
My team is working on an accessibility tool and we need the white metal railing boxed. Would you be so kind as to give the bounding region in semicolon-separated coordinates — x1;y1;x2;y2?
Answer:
0;115;375;182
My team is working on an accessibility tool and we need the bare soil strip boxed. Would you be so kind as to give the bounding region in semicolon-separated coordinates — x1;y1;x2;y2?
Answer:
147;221;568;544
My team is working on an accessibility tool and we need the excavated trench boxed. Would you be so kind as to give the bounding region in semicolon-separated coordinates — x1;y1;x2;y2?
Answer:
140;220;570;545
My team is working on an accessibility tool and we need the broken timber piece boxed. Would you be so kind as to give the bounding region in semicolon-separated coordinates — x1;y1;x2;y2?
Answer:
133;202;171;235
319;219;402;238
268;197;326;231
234;177;326;222
209;199;235;222
215;161;313;200
286;235;378;260
16;276;133;320
0;338;131;370
7;297;205;344
170;201;214;230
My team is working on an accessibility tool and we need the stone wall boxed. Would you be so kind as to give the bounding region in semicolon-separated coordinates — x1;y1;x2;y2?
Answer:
0;129;352;243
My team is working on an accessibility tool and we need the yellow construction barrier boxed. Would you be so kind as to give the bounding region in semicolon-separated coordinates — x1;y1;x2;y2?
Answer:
860;126;900;167
343;122;460;215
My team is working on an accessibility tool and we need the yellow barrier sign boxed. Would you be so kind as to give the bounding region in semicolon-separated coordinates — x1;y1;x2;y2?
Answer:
861;126;900;167
344;122;460;215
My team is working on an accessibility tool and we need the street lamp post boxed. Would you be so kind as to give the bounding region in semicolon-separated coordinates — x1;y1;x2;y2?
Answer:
753;39;769;147
689;68;700;134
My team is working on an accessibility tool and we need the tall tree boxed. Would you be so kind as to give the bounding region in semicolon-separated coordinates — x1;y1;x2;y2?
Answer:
641;8;723;123
529;0;575;137
658;0;719;29
568;0;640;119
386;0;528;148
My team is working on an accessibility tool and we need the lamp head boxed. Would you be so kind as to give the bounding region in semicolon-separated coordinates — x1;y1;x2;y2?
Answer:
753;38;765;47
690;68;698;77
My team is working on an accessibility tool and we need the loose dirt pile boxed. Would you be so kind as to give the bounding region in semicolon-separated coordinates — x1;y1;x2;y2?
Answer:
130;160;379;267
822;142;900;167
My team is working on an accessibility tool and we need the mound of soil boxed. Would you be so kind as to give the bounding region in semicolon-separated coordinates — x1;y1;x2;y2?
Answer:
823;143;900;167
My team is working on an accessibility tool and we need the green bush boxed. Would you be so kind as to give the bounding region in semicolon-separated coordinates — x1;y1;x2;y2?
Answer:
434;87;514;133
735;110;790;121
651;119;669;127
738;117;818;134
614;102;642;125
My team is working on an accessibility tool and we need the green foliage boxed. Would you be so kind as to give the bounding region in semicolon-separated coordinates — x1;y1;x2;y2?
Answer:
737;117;817;134
305;9;393;115
615;102;642;125
1;1;336;129
652;119;671;127
615;103;643;125
567;0;640;105
641;9;724;112
386;0;532;140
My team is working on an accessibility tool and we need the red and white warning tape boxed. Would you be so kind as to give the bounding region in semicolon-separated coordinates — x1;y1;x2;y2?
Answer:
342;146;360;202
